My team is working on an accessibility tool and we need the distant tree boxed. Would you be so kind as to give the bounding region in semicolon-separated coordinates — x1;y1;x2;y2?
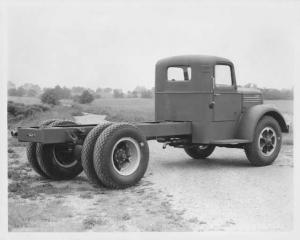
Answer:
244;83;258;89
8;81;16;89
22;83;42;96
126;91;133;98
8;88;18;96
27;88;38;97
71;86;86;96
113;89;124;98
133;86;154;98
93;93;101;99
40;88;60;105
53;85;71;99
15;87;26;97
104;88;112;94
127;91;138;98
131;91;138;98
78;90;94;104
243;83;293;100
140;89;153;98
133;86;146;97
261;88;293;100
96;88;103;94
72;95;80;102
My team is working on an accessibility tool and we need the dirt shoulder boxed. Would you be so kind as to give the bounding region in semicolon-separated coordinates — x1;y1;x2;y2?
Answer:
8;111;192;232
8;143;191;232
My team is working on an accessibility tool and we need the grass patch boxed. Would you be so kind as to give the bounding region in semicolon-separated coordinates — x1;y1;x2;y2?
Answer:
8;101;50;123
265;100;293;145
79;98;154;122
8;199;71;230
8;105;75;129
8;103;78;147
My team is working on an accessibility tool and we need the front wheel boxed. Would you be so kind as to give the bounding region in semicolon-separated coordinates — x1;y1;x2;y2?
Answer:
184;145;215;159
244;116;282;166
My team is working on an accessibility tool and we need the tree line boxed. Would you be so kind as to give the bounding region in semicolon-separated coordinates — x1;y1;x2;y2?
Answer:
7;82;155;105
8;81;292;105
242;83;293;100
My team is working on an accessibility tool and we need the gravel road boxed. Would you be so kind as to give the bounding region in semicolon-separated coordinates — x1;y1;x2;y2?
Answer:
8;114;293;231
74;113;294;231
147;141;293;231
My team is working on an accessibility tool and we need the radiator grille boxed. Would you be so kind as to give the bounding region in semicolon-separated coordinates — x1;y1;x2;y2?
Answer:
242;94;262;103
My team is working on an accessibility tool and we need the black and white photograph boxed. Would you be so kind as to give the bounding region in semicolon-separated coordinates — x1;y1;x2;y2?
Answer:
0;0;299;238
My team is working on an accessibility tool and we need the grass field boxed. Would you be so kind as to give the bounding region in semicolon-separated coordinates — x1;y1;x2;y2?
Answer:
79;98;154;122
265;100;293;124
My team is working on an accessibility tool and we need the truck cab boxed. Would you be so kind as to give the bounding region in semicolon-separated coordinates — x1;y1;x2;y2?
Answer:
155;55;286;144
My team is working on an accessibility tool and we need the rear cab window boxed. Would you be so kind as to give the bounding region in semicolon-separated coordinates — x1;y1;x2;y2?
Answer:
167;66;192;82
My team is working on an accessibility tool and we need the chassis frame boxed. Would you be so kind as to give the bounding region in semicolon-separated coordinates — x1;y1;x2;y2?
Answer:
15;121;192;144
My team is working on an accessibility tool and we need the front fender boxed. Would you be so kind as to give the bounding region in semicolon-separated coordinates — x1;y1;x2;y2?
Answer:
236;104;289;141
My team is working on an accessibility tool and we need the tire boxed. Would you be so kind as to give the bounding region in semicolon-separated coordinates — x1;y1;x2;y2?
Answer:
81;122;112;185
184;145;215;159
245;116;282;166
36;120;83;180
93;123;149;189
26;119;58;178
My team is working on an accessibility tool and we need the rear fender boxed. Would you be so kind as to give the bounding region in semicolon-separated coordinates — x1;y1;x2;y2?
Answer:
236;104;289;141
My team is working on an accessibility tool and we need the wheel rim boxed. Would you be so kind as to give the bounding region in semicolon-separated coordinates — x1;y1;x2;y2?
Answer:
111;137;141;176
53;144;78;168
258;126;277;156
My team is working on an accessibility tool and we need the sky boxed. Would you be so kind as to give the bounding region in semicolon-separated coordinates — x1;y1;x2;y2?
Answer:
6;0;299;91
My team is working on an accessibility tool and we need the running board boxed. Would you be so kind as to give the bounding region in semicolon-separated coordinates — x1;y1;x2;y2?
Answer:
210;139;250;145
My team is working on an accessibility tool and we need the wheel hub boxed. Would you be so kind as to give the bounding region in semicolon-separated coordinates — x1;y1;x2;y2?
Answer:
111;137;141;176
258;127;277;157
53;144;78;168
114;148;131;169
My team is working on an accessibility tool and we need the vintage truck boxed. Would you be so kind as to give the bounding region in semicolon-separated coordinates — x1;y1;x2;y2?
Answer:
14;55;289;189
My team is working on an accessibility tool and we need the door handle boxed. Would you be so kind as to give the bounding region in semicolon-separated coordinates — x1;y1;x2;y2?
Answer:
209;101;215;109
214;93;221;96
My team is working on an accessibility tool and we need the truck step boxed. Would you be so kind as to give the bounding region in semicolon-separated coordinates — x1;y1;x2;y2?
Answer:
210;139;250;145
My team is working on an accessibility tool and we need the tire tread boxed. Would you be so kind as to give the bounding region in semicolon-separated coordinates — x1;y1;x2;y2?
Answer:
36;120;83;180
81;122;112;185
93;123;149;189
26;119;58;178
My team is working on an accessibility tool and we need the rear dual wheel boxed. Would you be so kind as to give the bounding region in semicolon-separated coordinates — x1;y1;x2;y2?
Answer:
26;119;58;178
91;123;149;189
81;122;112;185
35;120;83;180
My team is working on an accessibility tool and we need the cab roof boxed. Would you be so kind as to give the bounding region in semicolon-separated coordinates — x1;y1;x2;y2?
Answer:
156;55;233;66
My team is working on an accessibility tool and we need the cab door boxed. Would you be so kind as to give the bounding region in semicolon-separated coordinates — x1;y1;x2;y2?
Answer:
212;64;241;122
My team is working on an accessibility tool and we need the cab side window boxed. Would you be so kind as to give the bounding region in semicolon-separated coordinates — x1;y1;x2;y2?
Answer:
214;65;233;88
